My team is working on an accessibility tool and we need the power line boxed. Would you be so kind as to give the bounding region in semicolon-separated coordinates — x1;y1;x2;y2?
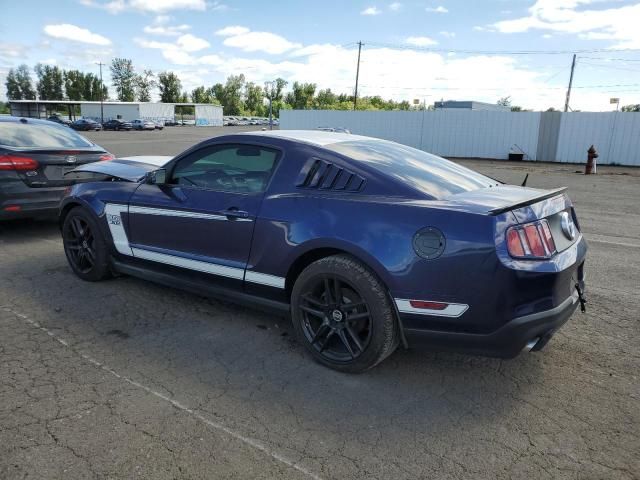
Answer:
362;41;640;55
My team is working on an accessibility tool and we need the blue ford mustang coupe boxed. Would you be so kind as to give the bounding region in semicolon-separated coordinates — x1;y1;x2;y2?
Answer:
60;131;587;372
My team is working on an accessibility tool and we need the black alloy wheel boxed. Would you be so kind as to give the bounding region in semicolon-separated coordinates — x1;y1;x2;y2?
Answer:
62;207;111;281
299;275;373;362
291;255;399;373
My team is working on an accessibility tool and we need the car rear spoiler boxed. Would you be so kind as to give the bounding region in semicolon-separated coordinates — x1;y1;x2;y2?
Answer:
487;187;567;216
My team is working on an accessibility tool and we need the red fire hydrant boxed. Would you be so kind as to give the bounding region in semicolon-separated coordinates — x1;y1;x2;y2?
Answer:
585;145;598;175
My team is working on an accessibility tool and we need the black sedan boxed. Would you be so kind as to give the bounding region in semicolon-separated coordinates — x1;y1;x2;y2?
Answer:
102;119;133;131
47;115;72;127
71;118;102;131
0;117;113;220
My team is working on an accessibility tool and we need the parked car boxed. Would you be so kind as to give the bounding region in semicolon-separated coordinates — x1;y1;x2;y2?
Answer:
71;118;102;131
152;121;164;130
0;117;113;220
60;131;587;372
317;127;351;134
102;119;133;131
131;119;156;131
47;115;72;127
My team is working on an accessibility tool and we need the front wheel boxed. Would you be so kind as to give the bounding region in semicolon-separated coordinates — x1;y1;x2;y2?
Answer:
62;207;111;281
291;255;399;373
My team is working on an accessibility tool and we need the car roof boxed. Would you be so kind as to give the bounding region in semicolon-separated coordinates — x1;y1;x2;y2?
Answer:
243;129;372;147
0;116;62;126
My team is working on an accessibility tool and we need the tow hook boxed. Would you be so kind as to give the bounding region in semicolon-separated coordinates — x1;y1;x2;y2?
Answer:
575;283;587;313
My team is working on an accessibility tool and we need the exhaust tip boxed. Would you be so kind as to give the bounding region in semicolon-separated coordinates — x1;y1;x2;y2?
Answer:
525;337;540;352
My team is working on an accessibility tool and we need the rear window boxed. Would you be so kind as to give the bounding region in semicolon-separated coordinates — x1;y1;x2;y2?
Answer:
326;139;496;198
0;121;95;149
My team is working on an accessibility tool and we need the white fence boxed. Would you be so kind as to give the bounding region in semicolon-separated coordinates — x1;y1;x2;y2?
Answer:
280;110;640;166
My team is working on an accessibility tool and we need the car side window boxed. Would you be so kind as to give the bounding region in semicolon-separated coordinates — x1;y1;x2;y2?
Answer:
170;144;279;193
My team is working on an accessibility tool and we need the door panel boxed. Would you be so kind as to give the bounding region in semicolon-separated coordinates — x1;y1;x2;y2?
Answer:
124;143;280;289
128;184;259;270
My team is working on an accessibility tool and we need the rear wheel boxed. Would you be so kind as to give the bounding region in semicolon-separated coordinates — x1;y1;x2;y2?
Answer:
291;255;398;373
62;207;111;281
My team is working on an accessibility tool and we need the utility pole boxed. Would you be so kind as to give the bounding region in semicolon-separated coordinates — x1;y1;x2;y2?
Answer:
265;81;275;130
96;61;105;124
564;54;576;113
353;41;363;111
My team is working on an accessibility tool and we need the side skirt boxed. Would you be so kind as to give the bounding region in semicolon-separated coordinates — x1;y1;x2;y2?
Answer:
111;258;291;317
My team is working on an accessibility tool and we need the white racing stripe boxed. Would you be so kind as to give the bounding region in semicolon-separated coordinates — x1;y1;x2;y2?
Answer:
244;271;286;289
104;203;285;288
395;299;469;317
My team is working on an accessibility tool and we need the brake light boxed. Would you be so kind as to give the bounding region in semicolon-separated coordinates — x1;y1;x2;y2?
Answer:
0;155;39;171
506;219;556;259
99;154;115;161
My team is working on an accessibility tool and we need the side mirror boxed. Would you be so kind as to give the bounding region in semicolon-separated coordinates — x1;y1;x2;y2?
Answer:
147;168;167;185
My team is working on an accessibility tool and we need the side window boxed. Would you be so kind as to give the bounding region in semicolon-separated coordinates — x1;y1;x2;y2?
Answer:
170;144;279;193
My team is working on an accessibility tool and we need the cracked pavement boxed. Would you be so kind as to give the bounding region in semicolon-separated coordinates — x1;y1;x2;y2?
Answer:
1;128;638;479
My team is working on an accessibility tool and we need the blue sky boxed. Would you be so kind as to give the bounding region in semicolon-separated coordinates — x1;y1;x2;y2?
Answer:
2;0;640;110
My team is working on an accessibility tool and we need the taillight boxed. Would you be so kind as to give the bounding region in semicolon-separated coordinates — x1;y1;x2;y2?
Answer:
506;219;556;259
99;154;115;161
0;155;39;171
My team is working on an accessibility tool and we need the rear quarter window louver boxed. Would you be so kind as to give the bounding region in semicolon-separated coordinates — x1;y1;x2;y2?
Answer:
296;158;365;192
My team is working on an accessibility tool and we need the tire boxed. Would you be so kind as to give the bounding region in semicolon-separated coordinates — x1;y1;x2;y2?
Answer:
291;254;399;373
62;207;111;282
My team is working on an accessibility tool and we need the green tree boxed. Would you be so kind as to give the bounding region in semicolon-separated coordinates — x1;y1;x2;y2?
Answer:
34;64;64;100
315;88;337;109
285;82;316;109
157;72;182;103
212;74;246;115
136;69;156;102
191;85;215;103
244;82;264;115
621;104;640;112
5;65;36;100
64;70;87;100
110;58;136;102
82;73;107;101
497;96;512;107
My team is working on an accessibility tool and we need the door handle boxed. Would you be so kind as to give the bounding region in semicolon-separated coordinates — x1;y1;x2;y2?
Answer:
221;208;249;220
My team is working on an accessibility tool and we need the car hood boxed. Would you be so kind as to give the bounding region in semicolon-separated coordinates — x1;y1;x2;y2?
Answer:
66;155;173;182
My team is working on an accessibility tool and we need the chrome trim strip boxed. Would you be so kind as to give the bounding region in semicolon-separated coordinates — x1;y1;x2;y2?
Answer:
131;247;245;279
129;205;230;221
244;271;286;288
394;299;469;317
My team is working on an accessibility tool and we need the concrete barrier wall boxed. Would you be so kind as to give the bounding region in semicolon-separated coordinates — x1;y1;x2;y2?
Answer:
281;110;640;166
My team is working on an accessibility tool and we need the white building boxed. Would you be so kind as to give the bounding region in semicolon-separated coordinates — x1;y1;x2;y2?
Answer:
8;100;223;126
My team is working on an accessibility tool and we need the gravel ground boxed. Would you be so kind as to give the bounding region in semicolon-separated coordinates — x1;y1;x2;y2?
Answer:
1;127;638;479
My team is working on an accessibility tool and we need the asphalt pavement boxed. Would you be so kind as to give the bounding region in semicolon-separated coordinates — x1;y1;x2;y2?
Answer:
1;127;638;479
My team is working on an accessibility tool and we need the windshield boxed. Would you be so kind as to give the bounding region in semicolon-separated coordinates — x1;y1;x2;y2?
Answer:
0;121;96;149
326;139;497;199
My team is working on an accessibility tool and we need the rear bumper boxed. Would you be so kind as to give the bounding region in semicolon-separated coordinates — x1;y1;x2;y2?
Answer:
0;185;65;219
402;290;581;358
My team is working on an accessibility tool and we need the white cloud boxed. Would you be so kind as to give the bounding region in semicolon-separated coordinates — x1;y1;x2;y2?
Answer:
218;28;302;54
425;6;448;13
490;0;640;49
215;25;250;36
43;24;112;46
361;6;381;15
144;15;191;36
135;35;216;65
176;33;210;52
389;2;402;11
78;0;206;13
405;36;438;47
439;31;456;38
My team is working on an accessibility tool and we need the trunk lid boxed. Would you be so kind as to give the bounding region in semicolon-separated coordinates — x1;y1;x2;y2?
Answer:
4;149;110;188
